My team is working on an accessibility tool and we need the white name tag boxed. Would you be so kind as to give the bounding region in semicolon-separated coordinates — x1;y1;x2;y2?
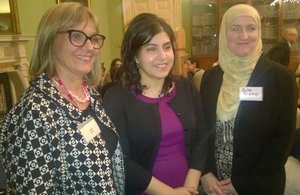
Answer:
239;87;263;101
78;117;101;143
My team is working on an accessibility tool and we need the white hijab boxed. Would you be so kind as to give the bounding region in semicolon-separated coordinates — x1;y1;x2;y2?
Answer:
217;4;262;121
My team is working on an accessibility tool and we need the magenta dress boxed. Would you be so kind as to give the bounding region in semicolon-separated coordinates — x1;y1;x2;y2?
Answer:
136;87;188;195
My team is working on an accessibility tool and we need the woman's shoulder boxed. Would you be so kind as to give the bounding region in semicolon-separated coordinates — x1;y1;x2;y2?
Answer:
201;64;222;83
104;83;127;97
204;64;222;75
2;86;39;129
103;83;134;104
173;75;195;88
173;76;199;96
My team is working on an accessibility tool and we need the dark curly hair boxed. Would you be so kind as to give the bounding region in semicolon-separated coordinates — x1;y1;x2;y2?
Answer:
120;13;176;95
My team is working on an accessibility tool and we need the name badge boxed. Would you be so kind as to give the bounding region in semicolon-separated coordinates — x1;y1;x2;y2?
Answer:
239;87;263;101
78;117;101;143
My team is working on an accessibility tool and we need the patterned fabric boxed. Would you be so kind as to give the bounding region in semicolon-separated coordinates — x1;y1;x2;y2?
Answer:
0;73;125;194
199;118;235;195
215;118;234;180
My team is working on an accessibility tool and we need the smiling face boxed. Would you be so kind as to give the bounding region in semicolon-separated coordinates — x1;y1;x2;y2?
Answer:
135;31;174;84
53;20;99;79
226;15;259;57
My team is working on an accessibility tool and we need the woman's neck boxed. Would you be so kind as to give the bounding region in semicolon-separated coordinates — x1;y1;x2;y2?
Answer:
141;79;165;98
55;73;84;92
53;74;90;110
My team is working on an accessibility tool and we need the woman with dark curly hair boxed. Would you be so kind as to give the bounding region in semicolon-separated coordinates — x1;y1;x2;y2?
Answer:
103;13;208;195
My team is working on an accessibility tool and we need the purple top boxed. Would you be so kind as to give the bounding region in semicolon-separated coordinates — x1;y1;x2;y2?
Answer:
136;86;188;194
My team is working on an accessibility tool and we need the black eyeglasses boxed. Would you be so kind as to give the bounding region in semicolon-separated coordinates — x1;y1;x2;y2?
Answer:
58;30;106;49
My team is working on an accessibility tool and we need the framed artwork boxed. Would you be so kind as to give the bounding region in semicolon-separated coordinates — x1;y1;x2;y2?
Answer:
56;0;90;7
0;0;21;34
0;13;12;34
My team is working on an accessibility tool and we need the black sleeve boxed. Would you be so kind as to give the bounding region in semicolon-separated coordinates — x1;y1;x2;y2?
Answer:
103;86;152;194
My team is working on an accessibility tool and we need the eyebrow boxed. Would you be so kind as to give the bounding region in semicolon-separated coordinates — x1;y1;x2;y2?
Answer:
143;41;172;47
229;24;257;29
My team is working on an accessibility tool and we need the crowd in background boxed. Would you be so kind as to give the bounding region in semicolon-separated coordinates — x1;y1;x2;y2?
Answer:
0;2;300;195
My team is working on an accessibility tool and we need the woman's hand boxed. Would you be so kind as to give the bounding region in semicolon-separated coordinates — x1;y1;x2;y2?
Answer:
145;176;198;195
201;172;225;195
184;169;201;195
172;186;198;195
219;178;238;195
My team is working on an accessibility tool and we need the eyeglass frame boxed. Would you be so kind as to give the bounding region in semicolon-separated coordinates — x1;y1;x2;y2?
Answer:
58;30;106;49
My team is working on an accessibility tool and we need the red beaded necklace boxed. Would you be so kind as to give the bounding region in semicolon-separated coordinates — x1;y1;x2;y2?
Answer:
53;76;90;107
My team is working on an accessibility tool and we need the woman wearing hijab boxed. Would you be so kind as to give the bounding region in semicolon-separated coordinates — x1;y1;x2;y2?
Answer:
200;4;297;195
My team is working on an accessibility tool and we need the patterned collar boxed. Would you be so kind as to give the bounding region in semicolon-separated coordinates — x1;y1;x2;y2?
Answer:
32;73;118;135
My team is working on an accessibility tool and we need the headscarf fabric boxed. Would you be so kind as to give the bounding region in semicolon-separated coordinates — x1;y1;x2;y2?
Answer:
217;4;262;121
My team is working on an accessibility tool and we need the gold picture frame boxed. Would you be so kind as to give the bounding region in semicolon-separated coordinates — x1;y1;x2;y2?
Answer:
0;13;12;34
56;0;90;8
0;0;21;34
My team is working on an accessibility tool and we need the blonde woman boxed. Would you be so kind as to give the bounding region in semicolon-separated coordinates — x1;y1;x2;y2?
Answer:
0;3;124;194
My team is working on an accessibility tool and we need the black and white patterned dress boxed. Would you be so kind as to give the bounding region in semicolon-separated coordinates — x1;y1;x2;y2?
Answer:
0;73;125;194
199;118;234;195
215;118;234;180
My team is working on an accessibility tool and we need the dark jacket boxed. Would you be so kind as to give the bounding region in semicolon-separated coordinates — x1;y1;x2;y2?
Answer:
290;129;300;160
267;39;290;66
103;76;208;195
200;54;297;195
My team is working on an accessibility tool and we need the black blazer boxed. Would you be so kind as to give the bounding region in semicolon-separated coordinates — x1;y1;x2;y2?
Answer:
200;54;297;195
267;39;290;66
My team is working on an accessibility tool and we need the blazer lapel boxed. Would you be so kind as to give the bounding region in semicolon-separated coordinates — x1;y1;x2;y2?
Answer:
247;54;272;86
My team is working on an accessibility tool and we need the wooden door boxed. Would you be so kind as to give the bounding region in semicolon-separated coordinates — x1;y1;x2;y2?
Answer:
121;0;185;75
122;0;181;30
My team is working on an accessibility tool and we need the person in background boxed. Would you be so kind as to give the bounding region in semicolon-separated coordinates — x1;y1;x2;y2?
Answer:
186;57;200;81
295;63;300;99
200;4;297;195
100;62;106;86
0;3;124;194
100;64;122;97
103;58;122;85
185;57;205;91
103;13;208;195
193;67;205;92
267;26;299;66
97;57;122;95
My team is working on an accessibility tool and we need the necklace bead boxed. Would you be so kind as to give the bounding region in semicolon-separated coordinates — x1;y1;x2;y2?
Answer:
53;77;90;104
68;86;90;103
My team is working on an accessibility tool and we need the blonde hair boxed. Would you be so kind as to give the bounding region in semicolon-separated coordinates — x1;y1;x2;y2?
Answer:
29;2;102;86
